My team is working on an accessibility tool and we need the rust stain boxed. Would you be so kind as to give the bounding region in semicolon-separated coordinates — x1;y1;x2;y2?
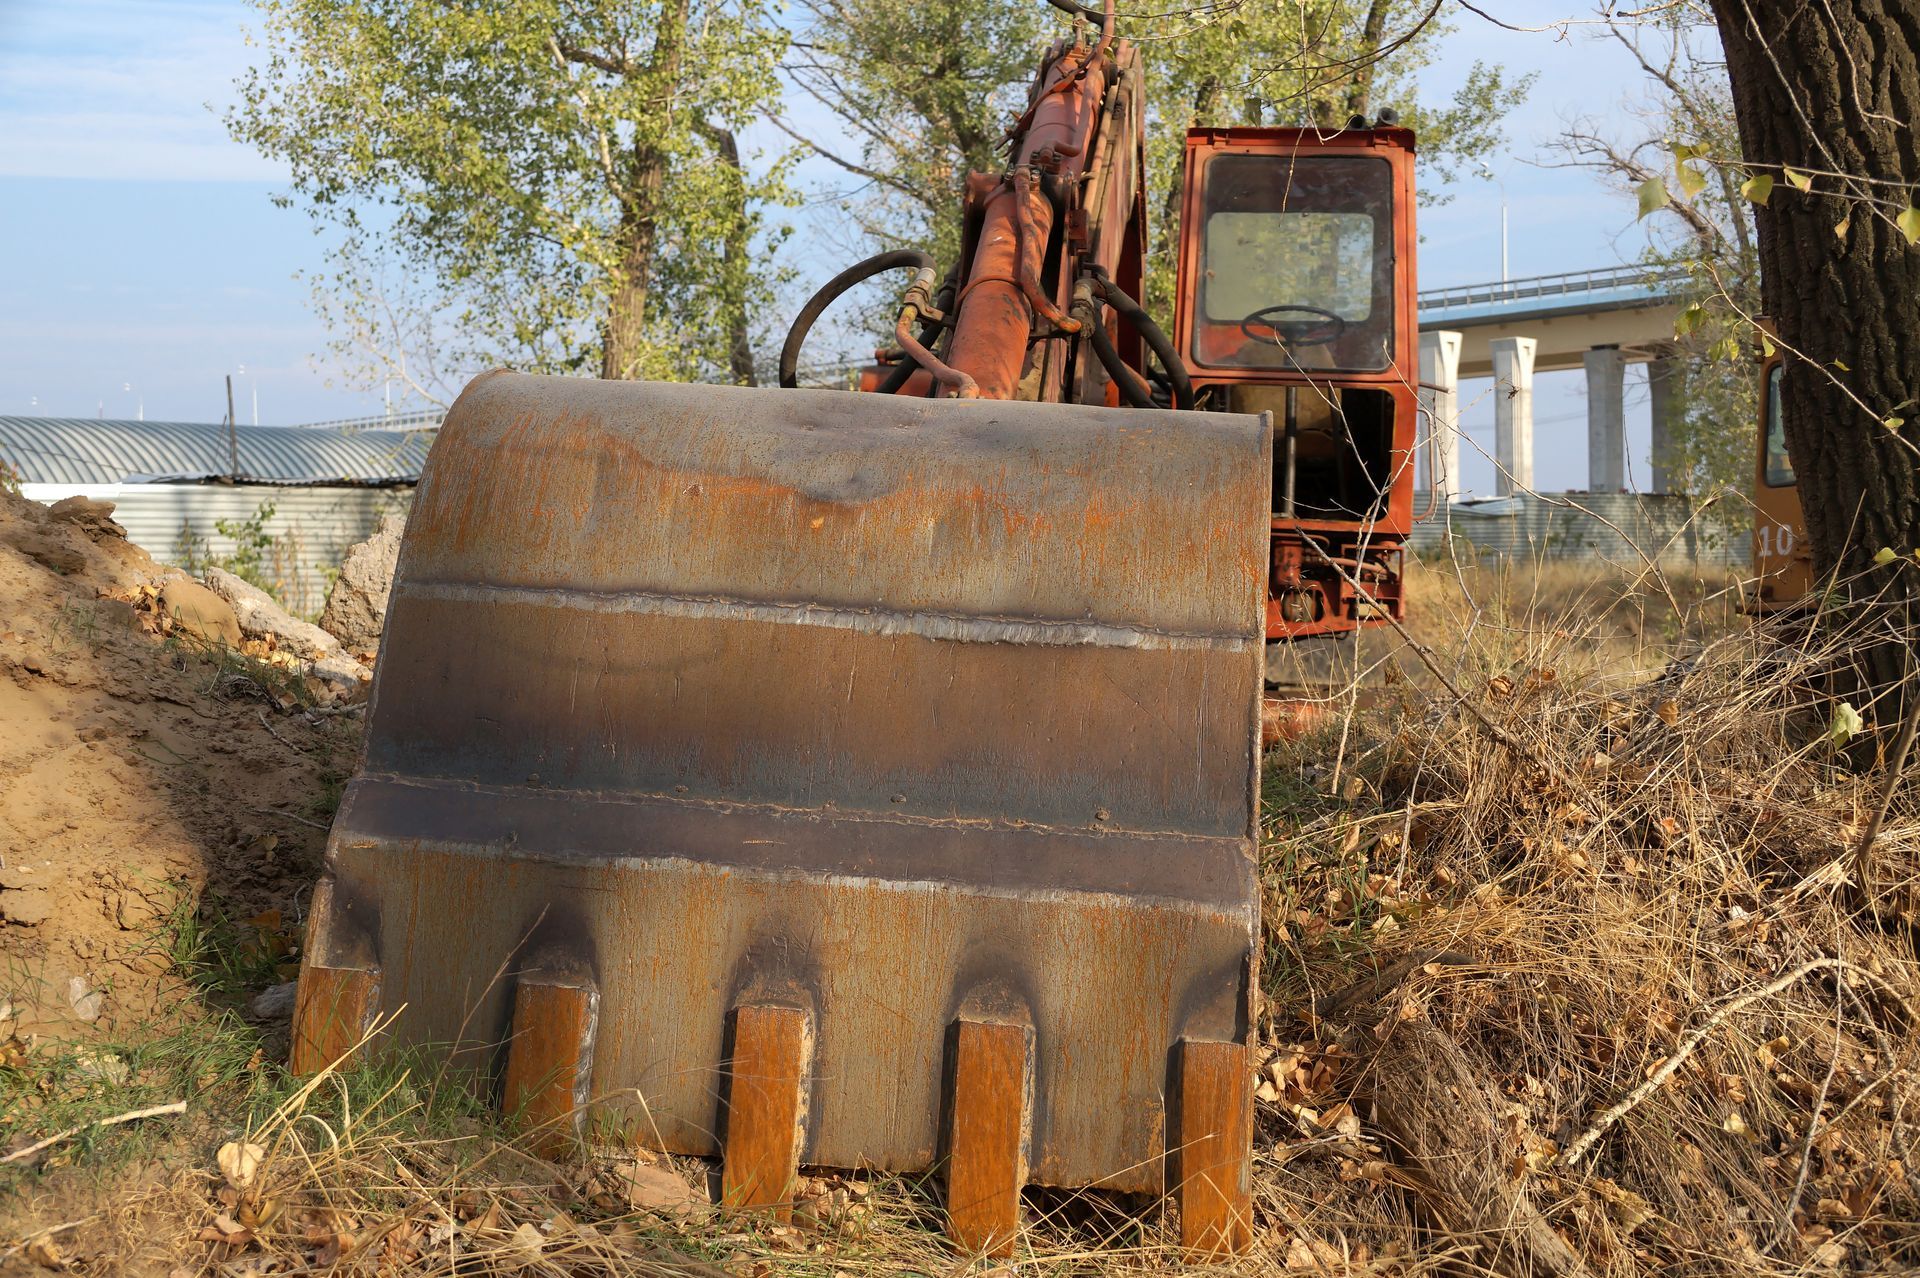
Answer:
1174;1039;1253;1258
502;979;596;1158
945;1017;1033;1256
289;965;380;1076
721;1004;813;1220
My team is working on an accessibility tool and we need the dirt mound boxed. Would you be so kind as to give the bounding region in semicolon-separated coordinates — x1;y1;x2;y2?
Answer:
0;487;357;1037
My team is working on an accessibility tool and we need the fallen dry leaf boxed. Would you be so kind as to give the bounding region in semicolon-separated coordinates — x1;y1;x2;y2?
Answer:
615;1158;704;1215
197;1212;254;1248
217;1140;265;1190
508;1221;546;1264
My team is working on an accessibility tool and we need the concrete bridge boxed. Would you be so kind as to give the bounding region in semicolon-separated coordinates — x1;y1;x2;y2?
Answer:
1417;265;1689;499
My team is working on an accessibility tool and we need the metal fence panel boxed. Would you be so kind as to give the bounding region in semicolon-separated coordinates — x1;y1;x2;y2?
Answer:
21;482;412;617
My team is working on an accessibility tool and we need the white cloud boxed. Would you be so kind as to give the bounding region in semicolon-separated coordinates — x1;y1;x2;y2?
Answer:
0;0;283;181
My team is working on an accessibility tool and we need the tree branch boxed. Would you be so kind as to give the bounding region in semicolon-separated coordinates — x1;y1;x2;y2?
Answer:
764;114;936;208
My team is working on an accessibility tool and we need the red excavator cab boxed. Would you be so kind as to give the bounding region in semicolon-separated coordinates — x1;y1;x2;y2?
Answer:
1173;126;1420;675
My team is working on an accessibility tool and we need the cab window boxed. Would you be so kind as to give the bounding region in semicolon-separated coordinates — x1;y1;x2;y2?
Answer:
1763;363;1794;486
1191;153;1395;373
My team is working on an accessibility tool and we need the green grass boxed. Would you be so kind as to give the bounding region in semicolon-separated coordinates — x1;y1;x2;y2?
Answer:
156;891;294;1004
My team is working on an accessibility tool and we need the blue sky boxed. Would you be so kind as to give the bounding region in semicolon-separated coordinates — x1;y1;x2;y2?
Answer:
0;0;1672;495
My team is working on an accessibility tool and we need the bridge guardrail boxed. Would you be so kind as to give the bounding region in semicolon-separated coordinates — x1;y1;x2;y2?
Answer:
1418;265;1691;313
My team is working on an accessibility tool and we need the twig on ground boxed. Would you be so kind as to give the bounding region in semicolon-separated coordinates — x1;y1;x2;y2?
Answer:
1;1100;187;1166
1319;949;1477;1023
1771;971;1847;1252
0;1216;102;1263
259;708;309;755
249;804;330;831
1562;958;1899;1166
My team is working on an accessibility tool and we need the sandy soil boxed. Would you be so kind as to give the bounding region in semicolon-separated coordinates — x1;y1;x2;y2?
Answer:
0;487;356;1037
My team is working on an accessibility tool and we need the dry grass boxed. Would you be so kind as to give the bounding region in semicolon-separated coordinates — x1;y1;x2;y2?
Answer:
6;559;1920;1276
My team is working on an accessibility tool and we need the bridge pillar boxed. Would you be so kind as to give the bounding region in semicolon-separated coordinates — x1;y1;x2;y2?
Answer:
1584;345;1626;492
1489;336;1536;496
1417;330;1463;502
1648;355;1686;494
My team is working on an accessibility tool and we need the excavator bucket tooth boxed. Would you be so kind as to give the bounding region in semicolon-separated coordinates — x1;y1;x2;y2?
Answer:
292;371;1270;1238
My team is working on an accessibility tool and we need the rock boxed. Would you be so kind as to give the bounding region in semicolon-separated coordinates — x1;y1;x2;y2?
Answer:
0;886;52;926
159;577;241;646
203;568;340;660
247;981;300;1021
65;976;104;1022
304;652;372;705
319;514;403;653
46;496;126;538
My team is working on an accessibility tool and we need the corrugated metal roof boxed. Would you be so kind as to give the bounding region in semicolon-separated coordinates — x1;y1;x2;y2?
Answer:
0;416;432;486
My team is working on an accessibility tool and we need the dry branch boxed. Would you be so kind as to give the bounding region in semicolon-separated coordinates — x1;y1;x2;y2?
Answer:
1560;957;1904;1167
1;1100;187;1166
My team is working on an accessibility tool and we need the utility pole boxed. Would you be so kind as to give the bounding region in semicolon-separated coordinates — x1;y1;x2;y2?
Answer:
225;375;239;479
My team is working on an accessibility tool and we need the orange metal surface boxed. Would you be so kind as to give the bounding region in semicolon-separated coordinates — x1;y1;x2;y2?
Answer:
503;976;598;1157
1174;1038;1254;1258
1172;127;1419;645
289;877;381;1075
1749;354;1813;610
944;1016;1034;1255
721;1004;814;1219
289;965;380;1076
944;43;1109;401
301;371;1268;1193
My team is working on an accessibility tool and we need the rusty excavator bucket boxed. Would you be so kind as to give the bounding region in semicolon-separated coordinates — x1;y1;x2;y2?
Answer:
291;371;1271;1255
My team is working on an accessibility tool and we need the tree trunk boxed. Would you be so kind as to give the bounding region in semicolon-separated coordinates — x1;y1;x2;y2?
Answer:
601;152;668;380
1343;0;1392;118
709;124;758;386
1711;2;1920;693
600;0;693;381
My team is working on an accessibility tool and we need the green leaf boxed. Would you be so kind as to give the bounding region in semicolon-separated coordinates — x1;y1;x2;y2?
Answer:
1885;416;1906;431
1676;162;1707;199
1668;139;1708;162
1834;359;1851;371
1874;547;1898;566
1828;701;1864;746
1674;303;1706;338
1637;176;1670;219
1741;173;1774;205
1784;167;1812;193
1898;206;1920;246
1759;329;1777;358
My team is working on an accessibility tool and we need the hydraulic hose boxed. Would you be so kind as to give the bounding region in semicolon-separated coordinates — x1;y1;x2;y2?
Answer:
1087;266;1194;410
1070;280;1154;409
779;249;937;390
876;265;957;396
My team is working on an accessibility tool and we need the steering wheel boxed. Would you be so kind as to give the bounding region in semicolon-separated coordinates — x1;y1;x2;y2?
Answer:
1241;304;1348;350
